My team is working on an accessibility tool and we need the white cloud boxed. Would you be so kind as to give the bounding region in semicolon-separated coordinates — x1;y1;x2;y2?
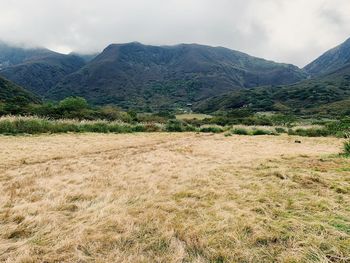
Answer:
0;0;349;66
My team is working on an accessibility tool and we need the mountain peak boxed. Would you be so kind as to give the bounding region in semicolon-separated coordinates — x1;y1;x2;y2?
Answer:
47;42;306;108
304;37;350;76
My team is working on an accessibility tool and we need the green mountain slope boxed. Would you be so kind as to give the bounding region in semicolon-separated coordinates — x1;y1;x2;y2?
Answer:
0;41;50;68
0;75;41;104
195;64;350;116
304;38;350;76
47;42;306;109
0;42;86;95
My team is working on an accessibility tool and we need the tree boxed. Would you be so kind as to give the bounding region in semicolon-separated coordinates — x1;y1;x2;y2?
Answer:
58;97;88;112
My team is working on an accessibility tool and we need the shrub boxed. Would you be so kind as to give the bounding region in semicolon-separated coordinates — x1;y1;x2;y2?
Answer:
199;126;224;133
165;119;196;132
344;133;350;156
344;141;350;155
290;128;329;137
231;128;249;135
165;119;183;132
83;123;110;133
59;97;89;112
326;118;350;137
275;127;287;134
251;129;272;136
143;123;162;132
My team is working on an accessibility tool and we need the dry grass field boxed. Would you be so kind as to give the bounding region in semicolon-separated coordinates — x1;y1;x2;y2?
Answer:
176;114;212;120
0;133;349;262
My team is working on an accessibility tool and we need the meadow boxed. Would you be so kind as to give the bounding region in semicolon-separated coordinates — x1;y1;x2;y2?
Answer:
176;114;213;121
0;133;349;262
0;116;349;138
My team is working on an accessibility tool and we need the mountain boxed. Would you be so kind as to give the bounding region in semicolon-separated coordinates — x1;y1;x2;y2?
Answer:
195;63;350;116
70;52;98;63
0;75;40;105
47;42;306;109
0;42;86;95
304;38;350;76
0;41;50;69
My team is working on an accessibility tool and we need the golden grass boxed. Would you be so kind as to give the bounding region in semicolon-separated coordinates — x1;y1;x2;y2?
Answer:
176;114;212;120
0;133;349;262
230;124;324;132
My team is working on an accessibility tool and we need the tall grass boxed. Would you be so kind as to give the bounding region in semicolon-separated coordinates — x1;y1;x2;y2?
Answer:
344;133;350;156
0;116;226;135
228;126;278;136
1;116;348;137
344;141;350;155
0;116;163;135
288;128;330;137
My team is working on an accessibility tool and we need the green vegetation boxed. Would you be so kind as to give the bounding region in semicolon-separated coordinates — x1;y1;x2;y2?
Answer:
251;129;275;136
199;126;224;133
0;76;41;115
1;99;349;137
0;117;152;135
1;76;349;138
228;127;277;136
0;42;86;95
46;42;305;109
304;37;350;76
231;128;249;135
165;119;196;132
344;133;350;156
344;140;350;155
0;116;229;135
288;128;330;137
194;64;350;118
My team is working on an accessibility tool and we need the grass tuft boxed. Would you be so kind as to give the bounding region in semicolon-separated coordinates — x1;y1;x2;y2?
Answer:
344;133;350;156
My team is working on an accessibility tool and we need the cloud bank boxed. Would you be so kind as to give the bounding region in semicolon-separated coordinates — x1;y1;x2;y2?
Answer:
0;0;350;66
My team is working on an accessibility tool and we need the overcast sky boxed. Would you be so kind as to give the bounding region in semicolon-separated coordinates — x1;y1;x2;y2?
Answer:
0;0;350;67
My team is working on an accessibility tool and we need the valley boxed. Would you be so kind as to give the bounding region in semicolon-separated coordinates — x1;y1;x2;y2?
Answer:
0;25;350;263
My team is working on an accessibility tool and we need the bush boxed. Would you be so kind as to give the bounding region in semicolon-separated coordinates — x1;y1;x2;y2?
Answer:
275;127;287;134
231;128;249;135
165;119;196;132
199;126;224;133
289;128;329;137
326;118;350;137
143;123;162;132
59;97;89;112
344;141;350;155
251;129;272;136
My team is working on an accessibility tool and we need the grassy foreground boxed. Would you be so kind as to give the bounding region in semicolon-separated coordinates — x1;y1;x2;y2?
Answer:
0;133;349;262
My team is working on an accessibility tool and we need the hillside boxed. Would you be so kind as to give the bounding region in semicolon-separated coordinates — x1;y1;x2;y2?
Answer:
0;41;51;69
47;42;306;109
0;75;40;105
304;37;350;76
195;63;350;116
0;42;86;95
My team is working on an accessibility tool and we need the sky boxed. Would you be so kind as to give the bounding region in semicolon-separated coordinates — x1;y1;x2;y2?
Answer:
0;0;350;67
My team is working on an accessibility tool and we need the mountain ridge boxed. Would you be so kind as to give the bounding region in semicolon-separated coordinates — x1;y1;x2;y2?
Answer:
46;42;306;109
304;37;350;76
0;42;86;95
